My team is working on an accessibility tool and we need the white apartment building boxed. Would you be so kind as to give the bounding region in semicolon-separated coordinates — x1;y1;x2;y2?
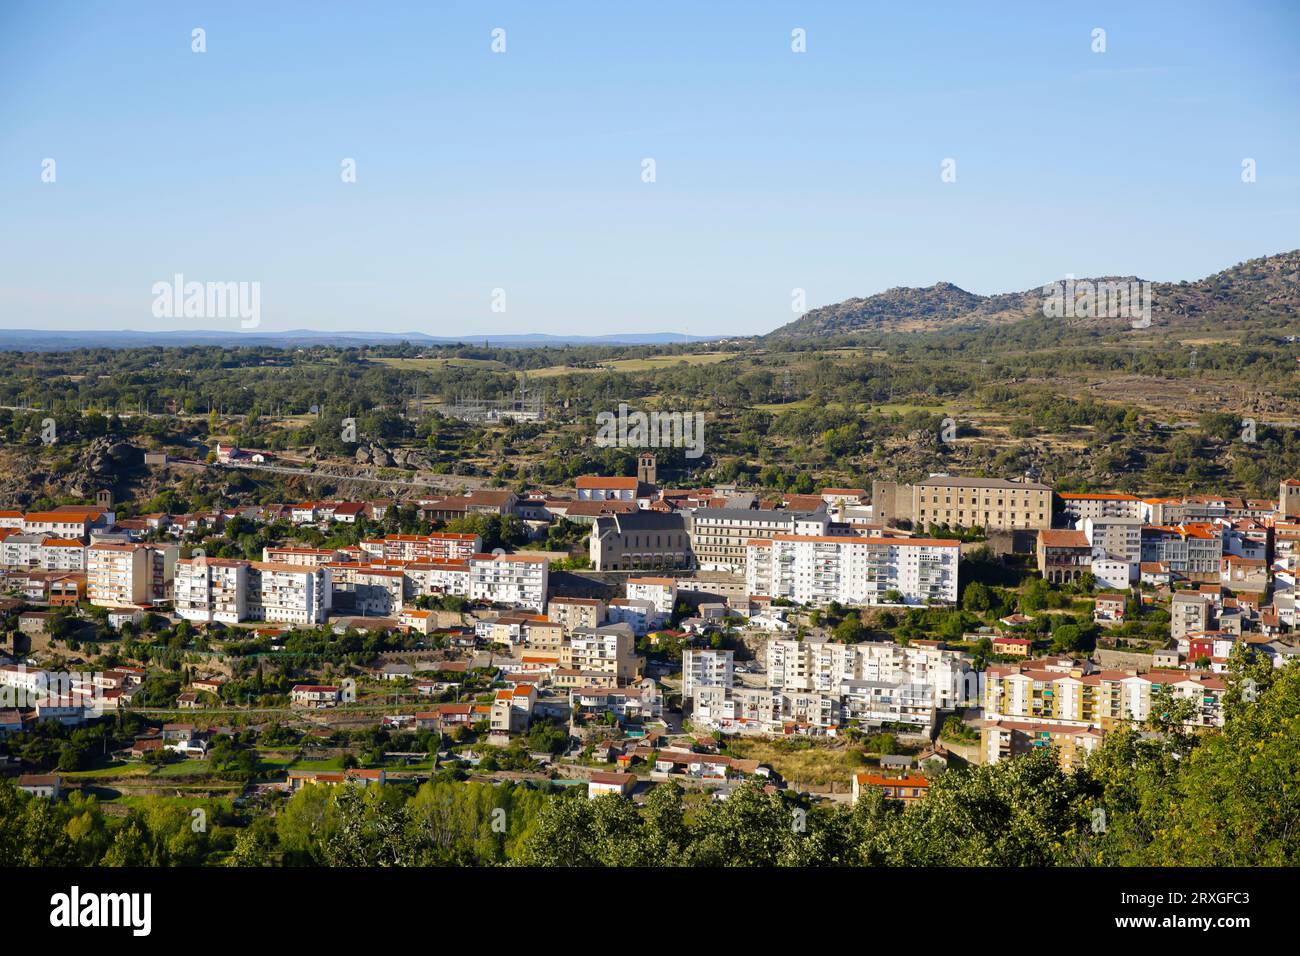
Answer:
1081;516;1144;563
403;560;471;597
2;533;49;568
175;559;329;625
693;685;779;732
468;553;549;612
693;684;840;734
362;533;482;563
261;546;349;568
681;648;734;704
327;563;404;616
1091;556;1135;589
746;534;959;607
22;511;103;537
625;576;678;615
39;539;87;572
607;598;660;636
1058;493;1143;522
768;636;976;710
1141;524;1224;578
174;558;249;624
839;679;935;730
250;562;330;626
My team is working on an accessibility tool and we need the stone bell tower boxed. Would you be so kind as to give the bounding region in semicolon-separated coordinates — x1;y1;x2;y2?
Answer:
637;452;657;487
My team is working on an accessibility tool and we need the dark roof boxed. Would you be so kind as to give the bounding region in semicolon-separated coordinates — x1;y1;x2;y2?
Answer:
599;511;688;534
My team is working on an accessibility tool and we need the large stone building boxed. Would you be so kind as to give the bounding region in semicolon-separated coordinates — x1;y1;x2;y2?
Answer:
688;506;828;572
871;476;1052;531
588;511;692;572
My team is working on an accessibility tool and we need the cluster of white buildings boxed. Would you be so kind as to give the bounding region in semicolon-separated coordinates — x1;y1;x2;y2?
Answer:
683;635;978;735
175;559;331;625
172;541;551;626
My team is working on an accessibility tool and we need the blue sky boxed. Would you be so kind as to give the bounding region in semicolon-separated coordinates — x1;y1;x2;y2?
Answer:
0;1;1297;336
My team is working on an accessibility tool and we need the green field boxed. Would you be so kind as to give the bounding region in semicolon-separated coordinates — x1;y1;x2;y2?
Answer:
370;356;512;371
529;352;736;378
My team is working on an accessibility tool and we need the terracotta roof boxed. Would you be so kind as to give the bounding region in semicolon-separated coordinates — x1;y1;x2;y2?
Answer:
1038;529;1090;548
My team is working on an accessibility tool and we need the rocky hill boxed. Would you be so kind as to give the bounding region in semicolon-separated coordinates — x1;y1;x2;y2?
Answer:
765;250;1300;339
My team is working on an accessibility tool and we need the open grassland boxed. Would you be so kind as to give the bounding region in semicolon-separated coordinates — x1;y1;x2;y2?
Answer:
724;738;868;787
370;356;512;372
529;351;737;378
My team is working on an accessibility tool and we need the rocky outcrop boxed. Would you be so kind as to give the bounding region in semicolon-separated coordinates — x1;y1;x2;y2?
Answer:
355;440;435;471
86;437;141;477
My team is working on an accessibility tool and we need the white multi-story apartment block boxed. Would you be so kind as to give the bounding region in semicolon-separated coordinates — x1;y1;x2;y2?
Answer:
607;598;660;636
22;511;103;537
87;543;176;607
625;576;678;616
250;562;330;626
175;558;329;625
746;534;959;607
768;636;976;711
1091;556;1135;589
768;636;856;694
402;560;471;598
838;680;935;729
694;685;839;734
2;533;49;568
261;546;349;568
1217;519;1268;561
693;685;778;731
1081;516;1144;563
1141;524;1224;578
39;539;87;572
361;533;483;563
681;648;734;704
855;641;978;709
468;553;549;611
174;558;249;624
327;563;404;616
1058;493;1143;522
569;680;663;721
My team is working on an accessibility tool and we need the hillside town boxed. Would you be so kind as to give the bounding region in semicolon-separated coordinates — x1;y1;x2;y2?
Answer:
3;455;1297;812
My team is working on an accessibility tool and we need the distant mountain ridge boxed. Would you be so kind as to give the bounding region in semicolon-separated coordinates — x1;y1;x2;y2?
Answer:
0;329;718;352
766;250;1300;338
